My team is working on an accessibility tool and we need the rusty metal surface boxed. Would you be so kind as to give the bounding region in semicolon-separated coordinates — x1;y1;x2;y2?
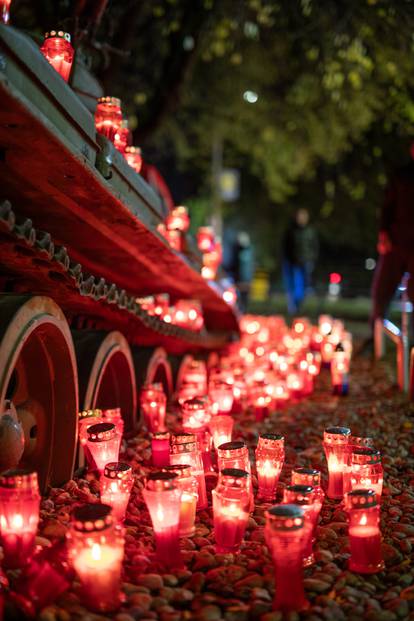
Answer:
0;25;239;334
0;202;236;354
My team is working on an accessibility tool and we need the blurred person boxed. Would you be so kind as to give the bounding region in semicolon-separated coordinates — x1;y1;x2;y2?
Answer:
230;231;254;312
282;208;319;314
371;145;414;327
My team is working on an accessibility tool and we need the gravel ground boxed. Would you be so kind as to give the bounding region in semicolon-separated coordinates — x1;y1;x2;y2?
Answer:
10;354;414;621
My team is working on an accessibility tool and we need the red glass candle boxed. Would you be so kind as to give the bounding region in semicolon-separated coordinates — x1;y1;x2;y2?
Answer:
0;0;11;24
350;448;383;500
143;472;182;568
201;265;216;280
291;467;325;506
182;360;208;393
255;434;284;502
95;96;123;143
152;431;170;467
209;378;234;414
197;226;215;252
40;31;74;82
161;465;198;537
249;381;272;421
286;372;304;399
140;383;167;433
170;433;208;510
331;343;350;395
283;484;320;566
124;146;142;173
182;397;211;433
164;228;182;251
67;504;124;612
265;504;309;612
100;462;133;522
114;120;131;153
298;359;313;395
78;409;104;468
166;206;190;232
102;408;124;438
0;470;40;569
274;382;290;409
217;441;253;510
209;414;234;450
343;435;374;495
177;380;200;406
86;423;121;474
347;489;384;574
323;426;351;499
319;314;333;336
212;468;250;553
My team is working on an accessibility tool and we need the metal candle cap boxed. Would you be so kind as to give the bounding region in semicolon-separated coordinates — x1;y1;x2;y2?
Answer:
171;432;196;445
125;146;142;155
218;468;249;488
97;96;122;107
0;469;39;491
349;435;374;448
44;30;71;42
78;409;102;420
285;484;315;504
72;503;113;531
292;467;321;487
152;431;170;441
351;447;381;465
217;441;245;452
161;464;192;478
347;489;377;509
146;471;177;491
324;426;351;444
103;462;132;481
87;422;116;442
182;397;207;411
258;433;284;449
266;504;305;530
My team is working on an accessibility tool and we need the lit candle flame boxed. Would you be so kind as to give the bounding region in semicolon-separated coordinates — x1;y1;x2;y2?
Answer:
91;543;102;561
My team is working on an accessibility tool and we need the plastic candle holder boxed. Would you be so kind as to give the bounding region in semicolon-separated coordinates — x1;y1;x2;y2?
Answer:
0;469;40;569
78;409;104;468
0;0;11;24
161;465;198;537
177;380;200;405
249;382;272;421
217;441;253;510
343;435;374;495
40;31;74;82
95;96;123;143
265;505;309;612
209;414;234;450
182;397;210;433
291;467;325;506
100;462;133;522
114;120;131;153
331;343;350;395
255;434;285;502
67;504;124;612
140;383;167;433
351;448;383;500
283;484;320;566
143;472;182;568
347;489;384;574
197;226;215;252
152;431;170;467
86;423;121;473
212;468;250;553
166;206;190;232
182;360;208;394
10;540;74;617
209;379;234;414
323;426;351;500
124;146;142;173
170;433;208;510
102;408;124;438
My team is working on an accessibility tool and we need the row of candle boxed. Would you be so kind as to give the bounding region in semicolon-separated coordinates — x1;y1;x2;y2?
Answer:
135;294;205;331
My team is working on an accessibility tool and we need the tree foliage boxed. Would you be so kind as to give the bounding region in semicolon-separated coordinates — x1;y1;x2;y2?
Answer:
12;0;414;271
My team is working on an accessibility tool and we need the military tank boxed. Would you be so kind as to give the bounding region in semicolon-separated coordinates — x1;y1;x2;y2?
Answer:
0;24;239;491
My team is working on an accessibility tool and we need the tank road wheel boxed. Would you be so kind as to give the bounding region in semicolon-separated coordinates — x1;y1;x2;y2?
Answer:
0;295;78;491
133;347;173;399
73;331;137;434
